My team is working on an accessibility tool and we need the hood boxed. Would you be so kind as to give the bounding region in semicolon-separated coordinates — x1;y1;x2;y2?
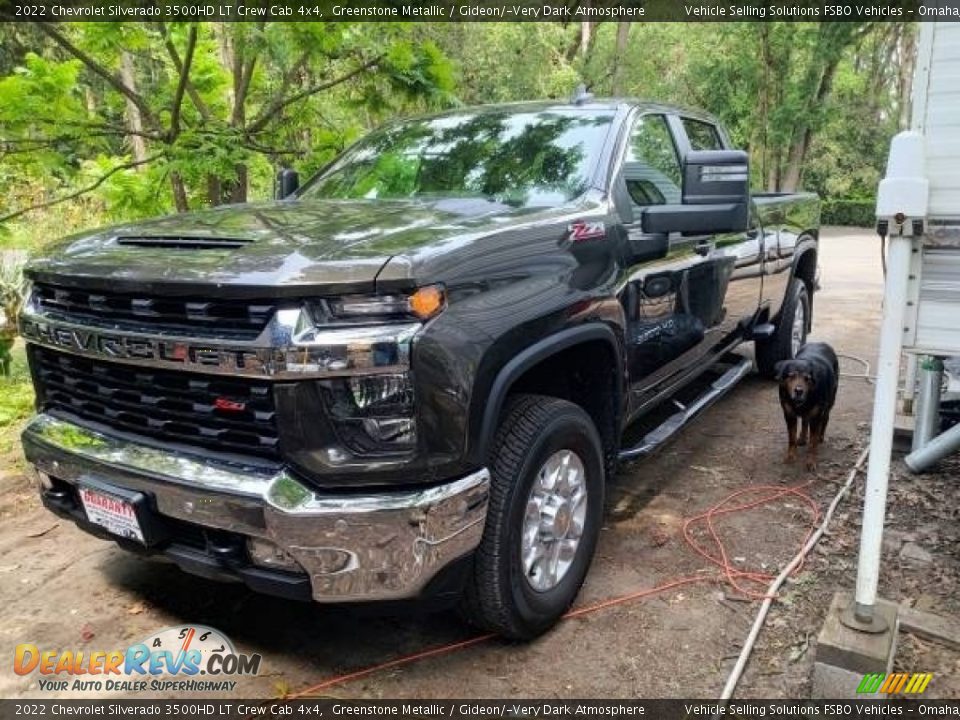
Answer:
27;197;550;297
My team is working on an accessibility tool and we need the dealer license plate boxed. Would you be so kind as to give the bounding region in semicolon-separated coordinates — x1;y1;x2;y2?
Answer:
79;486;145;544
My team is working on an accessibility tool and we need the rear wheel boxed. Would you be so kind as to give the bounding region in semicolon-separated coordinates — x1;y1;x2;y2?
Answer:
460;394;604;639
756;278;809;378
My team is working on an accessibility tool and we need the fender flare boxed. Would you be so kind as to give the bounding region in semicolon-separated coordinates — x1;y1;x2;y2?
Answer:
780;235;818;331
790;235;818;279
476;323;622;460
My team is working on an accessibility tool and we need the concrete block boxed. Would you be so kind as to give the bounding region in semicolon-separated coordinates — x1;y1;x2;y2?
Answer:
900;605;960;650
812;662;870;700
812;592;898;699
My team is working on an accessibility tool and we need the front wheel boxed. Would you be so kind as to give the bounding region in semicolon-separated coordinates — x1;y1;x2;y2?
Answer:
756;278;809;378
460;394;604;639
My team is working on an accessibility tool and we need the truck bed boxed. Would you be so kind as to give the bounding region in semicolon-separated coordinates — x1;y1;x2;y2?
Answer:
754;192;820;234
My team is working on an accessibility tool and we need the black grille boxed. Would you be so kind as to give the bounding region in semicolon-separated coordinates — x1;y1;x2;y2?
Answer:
33;347;280;459
33;283;277;339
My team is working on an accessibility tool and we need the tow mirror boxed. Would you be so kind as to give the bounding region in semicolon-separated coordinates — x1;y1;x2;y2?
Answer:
643;150;749;234
277;168;300;199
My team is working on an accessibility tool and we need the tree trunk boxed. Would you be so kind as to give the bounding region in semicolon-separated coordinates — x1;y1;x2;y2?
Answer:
779;25;851;192
214;23;237;111
766;159;781;193
611;22;631;95
206;175;222;207
213;22;250;205
580;19;592;58
227;165;247;204
897;24;916;130
758;26;772;191
781;130;810;192
781;57;841;192
119;51;148;166
171;172;189;212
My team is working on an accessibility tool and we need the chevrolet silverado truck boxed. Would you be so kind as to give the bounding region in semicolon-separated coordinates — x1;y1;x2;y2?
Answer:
19;99;819;639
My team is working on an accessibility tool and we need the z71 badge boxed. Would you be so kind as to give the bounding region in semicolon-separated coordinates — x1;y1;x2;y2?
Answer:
567;220;606;243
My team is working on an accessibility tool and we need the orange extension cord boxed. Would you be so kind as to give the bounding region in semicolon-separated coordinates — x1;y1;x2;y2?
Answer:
288;478;822;700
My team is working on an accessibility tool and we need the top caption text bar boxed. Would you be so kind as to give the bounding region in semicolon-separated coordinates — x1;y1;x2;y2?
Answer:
2;0;960;21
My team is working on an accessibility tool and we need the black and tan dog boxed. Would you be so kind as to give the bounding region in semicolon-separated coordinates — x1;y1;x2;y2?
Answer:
775;342;839;471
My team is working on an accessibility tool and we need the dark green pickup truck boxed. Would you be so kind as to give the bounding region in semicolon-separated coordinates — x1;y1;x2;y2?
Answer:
20;97;819;638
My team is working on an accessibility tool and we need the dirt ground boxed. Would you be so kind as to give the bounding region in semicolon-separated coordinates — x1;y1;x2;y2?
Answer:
2;226;958;700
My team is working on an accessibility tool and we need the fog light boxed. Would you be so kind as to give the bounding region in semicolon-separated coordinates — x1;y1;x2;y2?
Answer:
361;417;416;446
247;538;304;572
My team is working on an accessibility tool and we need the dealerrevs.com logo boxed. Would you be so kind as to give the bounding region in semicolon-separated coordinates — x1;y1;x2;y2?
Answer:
14;625;261;693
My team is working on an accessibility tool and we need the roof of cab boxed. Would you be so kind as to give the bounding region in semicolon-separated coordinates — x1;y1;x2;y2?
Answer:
415;98;718;123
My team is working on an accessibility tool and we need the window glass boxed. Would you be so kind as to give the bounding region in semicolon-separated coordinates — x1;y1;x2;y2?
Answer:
301;109;615;208
622;114;681;207
682;118;723;151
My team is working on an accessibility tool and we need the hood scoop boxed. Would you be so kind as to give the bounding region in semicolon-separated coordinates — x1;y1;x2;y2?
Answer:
115;235;254;249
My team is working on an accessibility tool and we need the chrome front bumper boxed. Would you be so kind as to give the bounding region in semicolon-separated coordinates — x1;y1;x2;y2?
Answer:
22;414;490;603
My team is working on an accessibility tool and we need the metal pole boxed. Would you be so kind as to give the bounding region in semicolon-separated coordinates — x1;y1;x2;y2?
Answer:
906;418;960;473
912;356;944;453
849;234;915;630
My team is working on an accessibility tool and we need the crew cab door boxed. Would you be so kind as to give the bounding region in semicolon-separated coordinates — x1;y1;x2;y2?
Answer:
614;113;728;411
674;116;765;348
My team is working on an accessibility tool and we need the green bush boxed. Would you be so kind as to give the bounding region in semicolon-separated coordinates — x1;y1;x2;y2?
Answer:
0;343;36;458
822;198;876;227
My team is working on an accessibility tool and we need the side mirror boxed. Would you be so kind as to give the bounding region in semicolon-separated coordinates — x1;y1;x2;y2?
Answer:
642;150;749;234
277;168;300;199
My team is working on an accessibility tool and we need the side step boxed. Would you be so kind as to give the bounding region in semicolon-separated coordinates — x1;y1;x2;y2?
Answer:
751;322;776;340
618;356;754;462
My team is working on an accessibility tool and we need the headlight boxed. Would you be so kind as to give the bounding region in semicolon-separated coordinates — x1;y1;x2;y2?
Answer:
319;285;445;323
292;286;444;455
349;374;413;411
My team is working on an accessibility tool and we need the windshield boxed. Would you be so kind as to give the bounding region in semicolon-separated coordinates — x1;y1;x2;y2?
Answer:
300;109;614;208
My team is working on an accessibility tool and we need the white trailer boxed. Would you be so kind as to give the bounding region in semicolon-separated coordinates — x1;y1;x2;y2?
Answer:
905;22;960;359
848;22;960;630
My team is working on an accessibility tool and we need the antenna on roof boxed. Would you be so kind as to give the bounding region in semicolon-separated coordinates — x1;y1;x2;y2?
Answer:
571;84;594;105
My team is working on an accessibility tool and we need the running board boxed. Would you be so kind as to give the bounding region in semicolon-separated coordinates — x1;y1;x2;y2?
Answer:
618;357;754;462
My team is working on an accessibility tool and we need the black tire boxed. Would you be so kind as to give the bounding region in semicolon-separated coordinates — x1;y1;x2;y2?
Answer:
460;394;604;639
756;278;810;379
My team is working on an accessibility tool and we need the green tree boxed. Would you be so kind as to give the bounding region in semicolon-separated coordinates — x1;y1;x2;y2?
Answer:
0;21;454;222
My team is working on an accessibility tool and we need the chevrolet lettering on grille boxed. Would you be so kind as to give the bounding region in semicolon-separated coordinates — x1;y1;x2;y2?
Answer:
20;318;268;374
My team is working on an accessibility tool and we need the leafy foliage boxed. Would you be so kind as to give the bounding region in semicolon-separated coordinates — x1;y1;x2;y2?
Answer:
822;198;877;227
0;344;34;435
0;21;913;242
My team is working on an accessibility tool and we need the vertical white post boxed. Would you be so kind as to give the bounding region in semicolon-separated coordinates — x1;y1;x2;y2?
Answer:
854;234;914;619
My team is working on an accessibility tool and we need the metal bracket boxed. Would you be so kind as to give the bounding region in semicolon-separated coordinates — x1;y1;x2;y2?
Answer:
840;602;890;634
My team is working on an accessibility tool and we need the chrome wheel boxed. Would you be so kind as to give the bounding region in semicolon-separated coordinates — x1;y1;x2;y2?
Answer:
521;449;588;592
791;298;807;357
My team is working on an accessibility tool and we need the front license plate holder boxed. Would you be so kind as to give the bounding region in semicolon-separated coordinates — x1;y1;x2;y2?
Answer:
77;478;167;547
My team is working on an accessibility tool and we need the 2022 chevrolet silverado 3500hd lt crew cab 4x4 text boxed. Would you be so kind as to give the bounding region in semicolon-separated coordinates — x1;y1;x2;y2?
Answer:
20;99;819;639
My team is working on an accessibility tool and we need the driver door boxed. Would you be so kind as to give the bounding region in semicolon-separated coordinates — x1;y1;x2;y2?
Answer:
616;113;726;412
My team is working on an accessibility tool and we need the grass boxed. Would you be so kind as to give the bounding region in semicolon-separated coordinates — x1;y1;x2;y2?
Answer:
0;342;36;461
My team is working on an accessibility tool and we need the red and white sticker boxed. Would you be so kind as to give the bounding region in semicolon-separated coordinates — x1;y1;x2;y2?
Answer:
568;220;606;243
79;487;145;544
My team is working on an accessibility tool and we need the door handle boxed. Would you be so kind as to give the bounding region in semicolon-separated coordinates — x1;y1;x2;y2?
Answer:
694;241;712;257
